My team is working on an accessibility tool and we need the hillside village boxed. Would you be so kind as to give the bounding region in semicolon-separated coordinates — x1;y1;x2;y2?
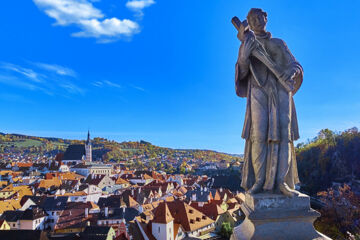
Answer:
0;132;244;239
1;128;359;239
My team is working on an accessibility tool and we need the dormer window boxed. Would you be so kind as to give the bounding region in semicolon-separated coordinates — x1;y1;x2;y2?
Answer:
190;219;194;224
189;209;193;214
196;217;200;222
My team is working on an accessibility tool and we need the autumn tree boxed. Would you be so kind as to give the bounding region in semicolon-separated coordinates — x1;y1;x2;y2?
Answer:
315;184;360;239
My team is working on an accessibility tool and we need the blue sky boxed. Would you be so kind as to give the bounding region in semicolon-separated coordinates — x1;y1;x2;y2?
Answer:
0;0;359;154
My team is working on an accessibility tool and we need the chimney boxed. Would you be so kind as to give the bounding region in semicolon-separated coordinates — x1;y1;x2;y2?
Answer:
122;206;126;217
85;208;89;218
105;207;109;217
192;193;196;202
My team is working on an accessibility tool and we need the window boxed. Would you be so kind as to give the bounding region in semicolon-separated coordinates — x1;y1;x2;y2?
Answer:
158;227;160;233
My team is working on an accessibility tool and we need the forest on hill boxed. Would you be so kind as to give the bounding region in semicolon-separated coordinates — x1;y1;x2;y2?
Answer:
296;127;360;239
296;127;360;195
0;133;241;163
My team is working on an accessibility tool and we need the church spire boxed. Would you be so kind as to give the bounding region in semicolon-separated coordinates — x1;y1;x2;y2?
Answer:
85;130;92;162
86;130;91;145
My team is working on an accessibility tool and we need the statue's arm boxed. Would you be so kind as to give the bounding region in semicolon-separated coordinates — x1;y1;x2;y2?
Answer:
276;38;303;80
235;44;250;97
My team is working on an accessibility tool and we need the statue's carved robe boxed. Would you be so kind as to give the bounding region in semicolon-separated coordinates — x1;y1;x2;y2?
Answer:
236;33;303;191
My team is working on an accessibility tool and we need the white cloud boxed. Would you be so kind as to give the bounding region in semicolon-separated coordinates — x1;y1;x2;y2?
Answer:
34;62;77;77
103;80;121;88
33;0;103;25
92;80;121;88
126;0;155;12
0;62;83;96
130;84;145;92
73;18;139;38
1;63;43;83
92;81;103;87
59;82;84;94
33;0;145;42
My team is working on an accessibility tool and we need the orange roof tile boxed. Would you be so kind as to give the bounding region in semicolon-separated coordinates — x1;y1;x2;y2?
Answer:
173;224;181;239
190;202;225;220
16;162;33;168
165;196;174;202
143;174;153;180
38;178;62;189
116;177;129;185
59;191;87;196
0;201;15;214
0;181;7;187
152;202;174;224
158;200;214;232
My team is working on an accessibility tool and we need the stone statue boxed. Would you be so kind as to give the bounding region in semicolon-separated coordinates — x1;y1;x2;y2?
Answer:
230;9;331;239
233;8;303;197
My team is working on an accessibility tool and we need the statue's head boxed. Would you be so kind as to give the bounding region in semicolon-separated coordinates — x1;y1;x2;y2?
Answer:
247;8;267;34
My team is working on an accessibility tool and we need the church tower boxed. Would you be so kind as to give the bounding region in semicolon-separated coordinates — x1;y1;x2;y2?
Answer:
85;130;92;162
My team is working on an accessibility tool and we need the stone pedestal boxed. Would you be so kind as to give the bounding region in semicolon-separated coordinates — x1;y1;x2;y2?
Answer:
231;193;331;240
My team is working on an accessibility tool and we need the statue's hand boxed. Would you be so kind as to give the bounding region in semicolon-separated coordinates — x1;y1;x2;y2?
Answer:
283;68;300;90
239;33;256;62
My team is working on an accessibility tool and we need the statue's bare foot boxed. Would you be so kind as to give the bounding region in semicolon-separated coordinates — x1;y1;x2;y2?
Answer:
278;182;299;197
247;182;263;194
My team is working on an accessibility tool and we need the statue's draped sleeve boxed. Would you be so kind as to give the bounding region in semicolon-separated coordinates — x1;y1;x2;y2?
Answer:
273;38;303;141
274;38;303;95
235;44;251;98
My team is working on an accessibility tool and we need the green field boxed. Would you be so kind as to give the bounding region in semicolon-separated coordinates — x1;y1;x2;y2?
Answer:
0;139;44;148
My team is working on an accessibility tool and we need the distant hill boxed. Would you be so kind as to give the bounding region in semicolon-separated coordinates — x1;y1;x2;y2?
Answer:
0;132;242;163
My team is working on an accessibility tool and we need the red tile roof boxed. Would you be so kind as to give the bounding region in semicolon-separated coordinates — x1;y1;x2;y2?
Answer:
152;202;174;224
155;200;214;232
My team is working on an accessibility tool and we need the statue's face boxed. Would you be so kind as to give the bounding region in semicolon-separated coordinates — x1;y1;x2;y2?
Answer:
248;12;267;33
